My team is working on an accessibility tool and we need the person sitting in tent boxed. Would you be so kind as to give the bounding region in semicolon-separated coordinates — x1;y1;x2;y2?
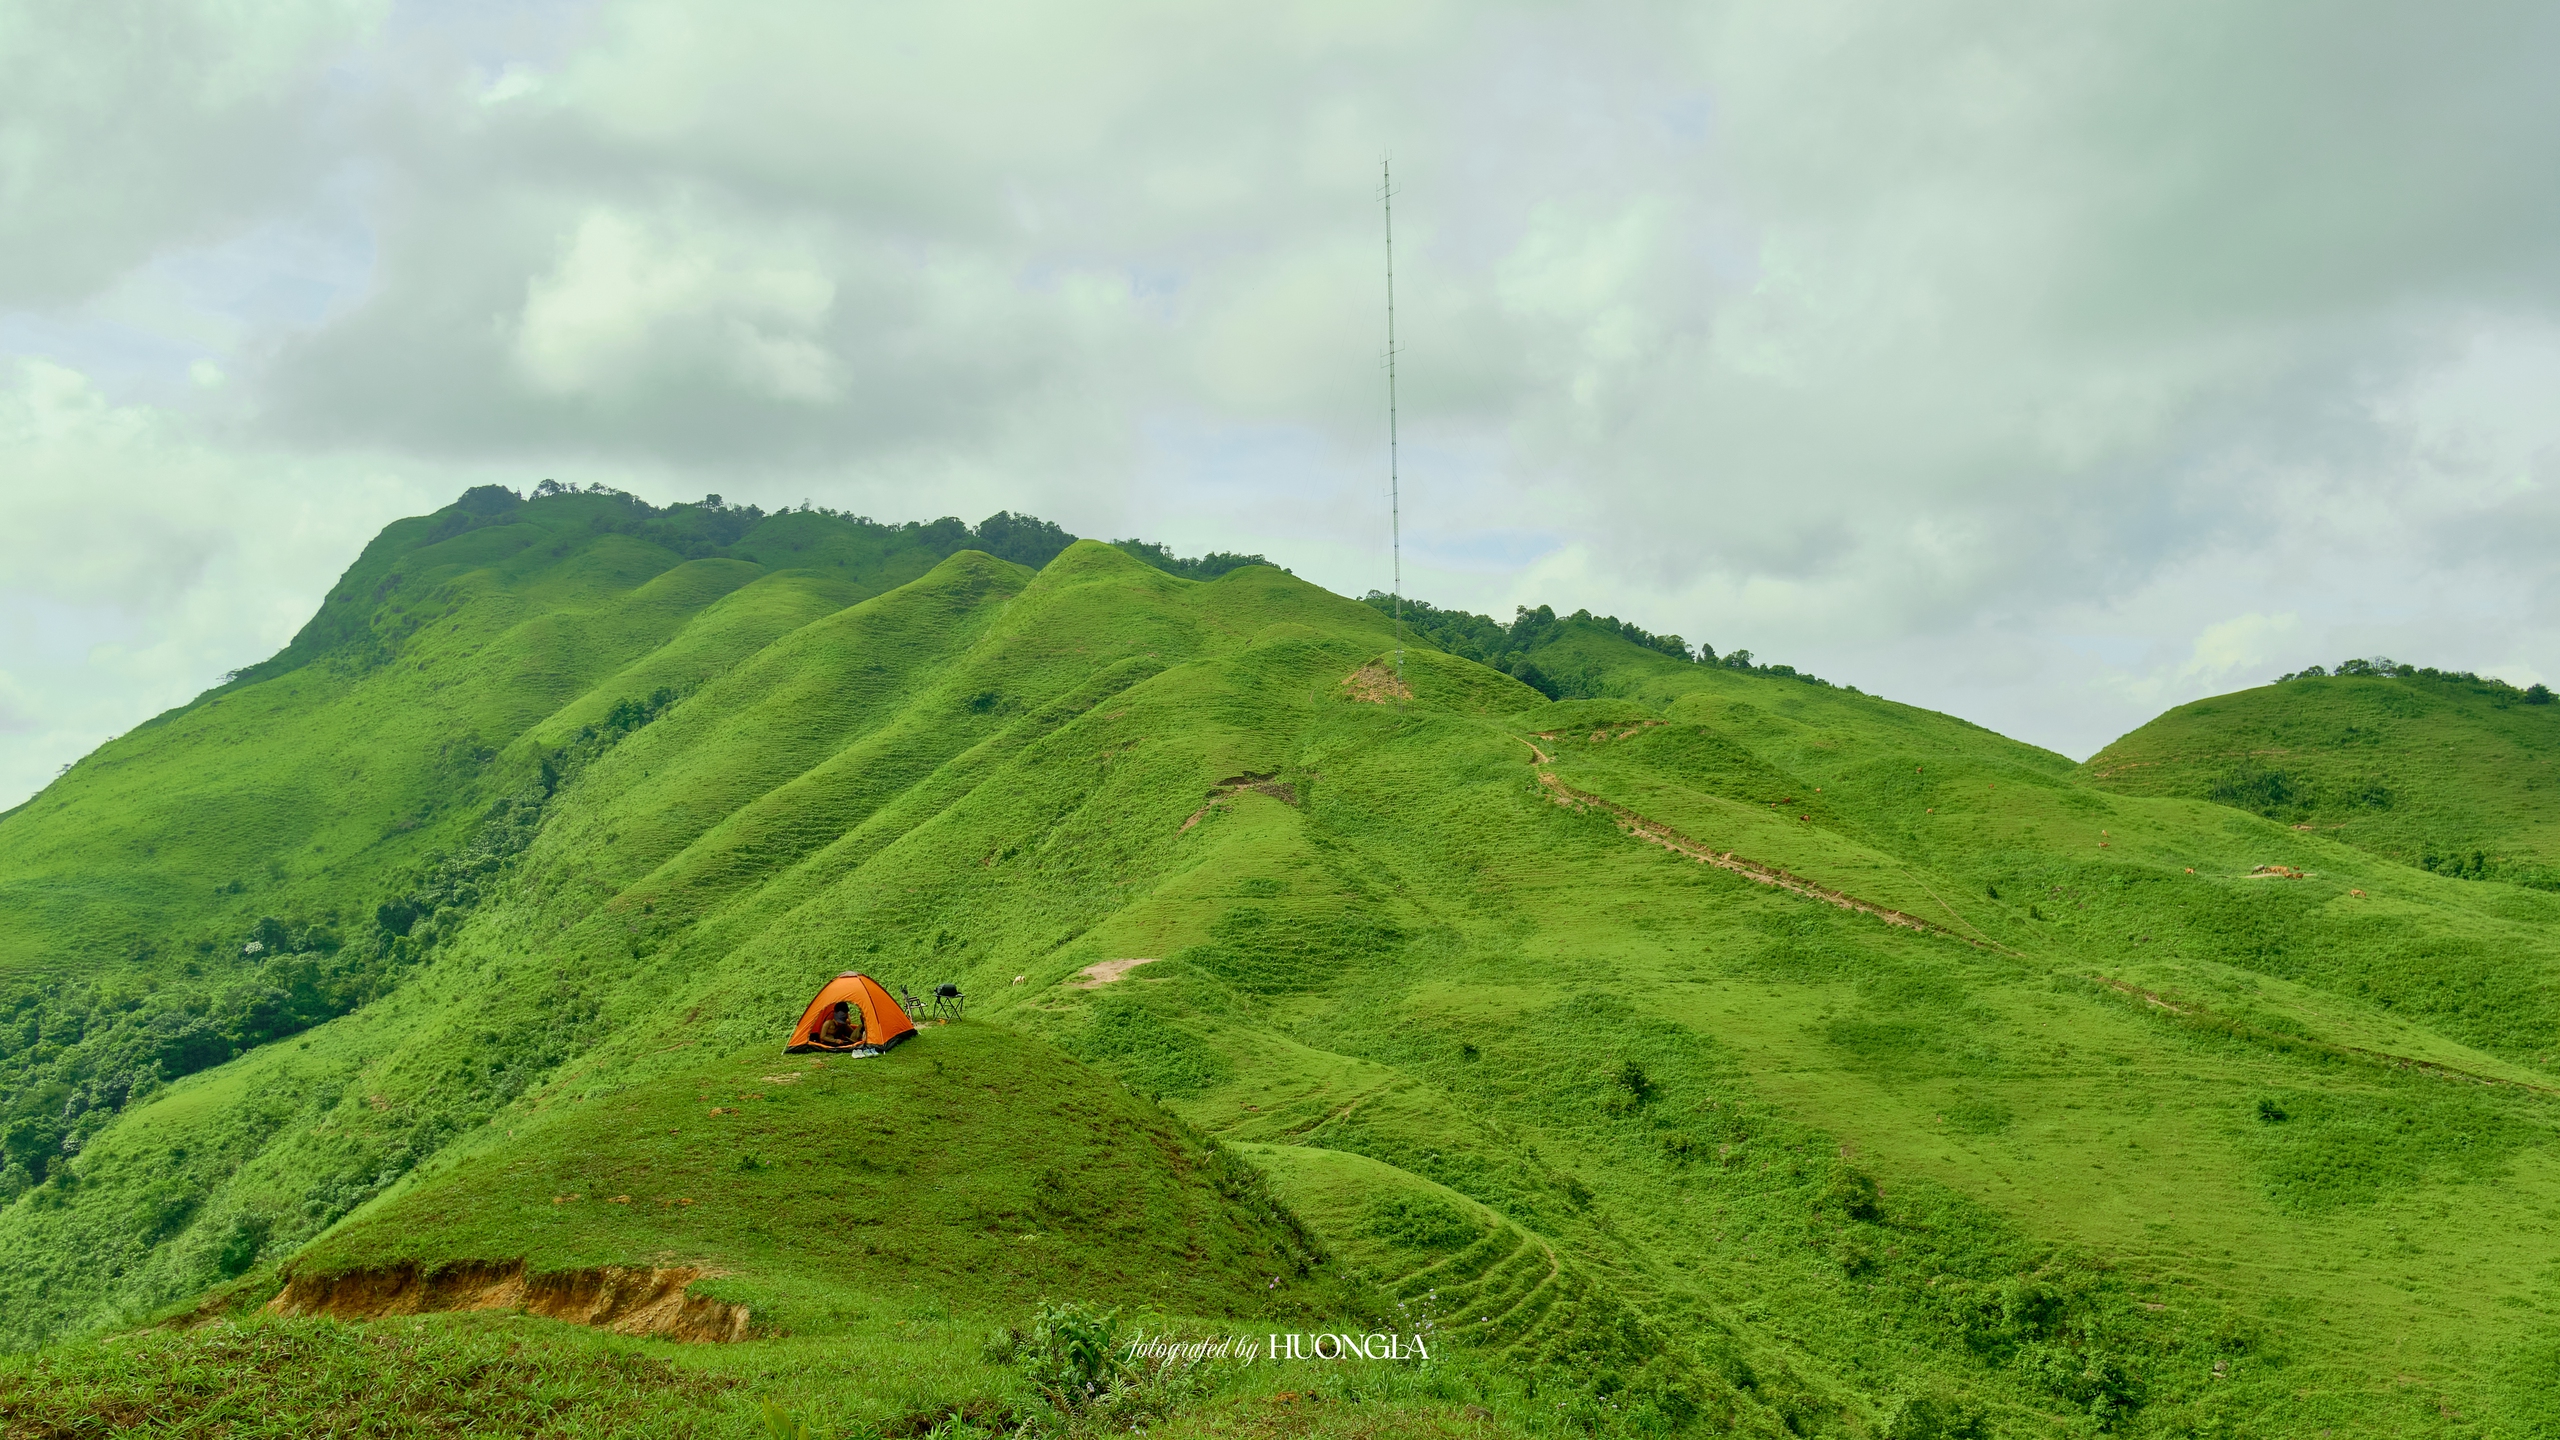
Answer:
784;973;917;1055
811;1000;865;1050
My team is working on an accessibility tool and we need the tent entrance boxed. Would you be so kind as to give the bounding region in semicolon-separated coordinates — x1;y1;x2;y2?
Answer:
785;973;919;1055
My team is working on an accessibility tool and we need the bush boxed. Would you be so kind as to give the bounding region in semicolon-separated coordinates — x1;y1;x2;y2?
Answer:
214;1212;271;1277
1876;1387;1987;1439
2207;760;2296;817
1820;1168;1882;1223
1504;657;1565;701
1113;539;1272;580
1018;1300;1125;1413
1011;1298;1226;1437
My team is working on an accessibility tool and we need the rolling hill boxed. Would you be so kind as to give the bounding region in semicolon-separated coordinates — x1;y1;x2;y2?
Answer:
2082;666;2560;888
2;486;2557;1438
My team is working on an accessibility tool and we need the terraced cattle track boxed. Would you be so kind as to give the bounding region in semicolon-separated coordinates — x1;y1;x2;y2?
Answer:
1378;1217;1572;1360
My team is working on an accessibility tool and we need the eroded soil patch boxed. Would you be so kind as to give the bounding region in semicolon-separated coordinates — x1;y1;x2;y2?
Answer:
1341;663;1412;704
267;1261;750;1342
1181;771;1299;831
1072;957;1161;988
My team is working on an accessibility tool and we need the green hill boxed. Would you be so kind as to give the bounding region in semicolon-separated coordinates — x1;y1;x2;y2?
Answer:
2083;666;2560;886
279;1023;1345;1333
3;489;2560;1437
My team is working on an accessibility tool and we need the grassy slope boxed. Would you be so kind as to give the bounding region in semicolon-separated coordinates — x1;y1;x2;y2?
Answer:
0;492;952;978
2081;672;2560;884
0;521;2556;1435
294;1023;1350;1330
0;1312;1530;1440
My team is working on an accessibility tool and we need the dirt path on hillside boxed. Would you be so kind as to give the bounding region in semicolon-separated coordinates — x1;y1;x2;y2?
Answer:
1519;742;2560;1099
1533;769;1948;938
2089;975;2560;1097
1903;870;2025;957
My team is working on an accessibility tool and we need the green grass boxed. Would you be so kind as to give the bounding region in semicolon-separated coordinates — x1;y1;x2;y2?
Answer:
2083;671;2560;884
0;1316;745;1437
0;1310;1558;1440
291;1023;1350;1331
3;490;2560;1435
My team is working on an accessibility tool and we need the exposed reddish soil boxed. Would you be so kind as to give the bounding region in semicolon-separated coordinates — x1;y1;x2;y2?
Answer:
266;1262;750;1342
1341;663;1412;704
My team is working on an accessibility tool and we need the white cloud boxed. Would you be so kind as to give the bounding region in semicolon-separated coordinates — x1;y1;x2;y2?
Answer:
2181;613;2300;686
474;66;545;108
513;207;841;403
3;0;2558;788
0;359;453;807
0;0;379;305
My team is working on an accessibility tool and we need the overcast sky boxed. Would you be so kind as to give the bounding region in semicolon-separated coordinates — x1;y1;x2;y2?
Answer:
5;1;2557;809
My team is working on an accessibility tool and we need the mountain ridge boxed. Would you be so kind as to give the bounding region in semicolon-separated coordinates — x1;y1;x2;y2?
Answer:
2;491;2557;1435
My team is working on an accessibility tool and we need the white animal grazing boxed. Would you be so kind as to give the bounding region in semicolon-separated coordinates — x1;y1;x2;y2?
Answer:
1012;974;1027;985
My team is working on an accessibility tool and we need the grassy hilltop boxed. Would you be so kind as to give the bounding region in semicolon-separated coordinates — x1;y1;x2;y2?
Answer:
2;487;2559;1438
2084;665;2560;887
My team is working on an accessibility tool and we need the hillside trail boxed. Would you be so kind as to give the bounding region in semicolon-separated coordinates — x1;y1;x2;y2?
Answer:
1521;750;1947;939
2090;976;2559;1097
1504;728;2558;1099
1900;868;2020;955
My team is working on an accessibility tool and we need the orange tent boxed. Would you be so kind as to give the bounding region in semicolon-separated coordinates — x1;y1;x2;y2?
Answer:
784;973;917;1054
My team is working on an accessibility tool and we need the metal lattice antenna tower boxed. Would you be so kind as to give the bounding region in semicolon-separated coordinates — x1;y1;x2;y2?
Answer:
1383;157;1404;695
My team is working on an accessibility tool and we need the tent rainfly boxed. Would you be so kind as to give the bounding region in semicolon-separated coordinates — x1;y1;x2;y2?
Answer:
784;972;918;1054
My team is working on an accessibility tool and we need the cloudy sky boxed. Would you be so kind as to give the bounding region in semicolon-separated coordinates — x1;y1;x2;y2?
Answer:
5;1;2557;808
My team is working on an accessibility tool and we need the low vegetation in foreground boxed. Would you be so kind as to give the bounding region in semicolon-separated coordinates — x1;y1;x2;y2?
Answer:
1;487;2557;1437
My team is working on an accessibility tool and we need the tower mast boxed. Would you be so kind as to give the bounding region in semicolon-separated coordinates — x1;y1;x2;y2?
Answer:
1383;158;1404;693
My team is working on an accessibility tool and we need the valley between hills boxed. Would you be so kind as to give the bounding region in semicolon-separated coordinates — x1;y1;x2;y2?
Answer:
2;486;2556;1438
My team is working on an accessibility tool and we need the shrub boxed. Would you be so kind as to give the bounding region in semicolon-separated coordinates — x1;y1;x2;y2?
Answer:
1820;1168;1882;1222
2207;760;2295;817
213;1212;271;1277
1876;1387;1987;1439
1018;1300;1125;1413
1114;539;1272;580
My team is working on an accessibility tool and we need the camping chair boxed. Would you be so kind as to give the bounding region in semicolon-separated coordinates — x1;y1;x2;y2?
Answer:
896;984;928;1017
931;983;964;1021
